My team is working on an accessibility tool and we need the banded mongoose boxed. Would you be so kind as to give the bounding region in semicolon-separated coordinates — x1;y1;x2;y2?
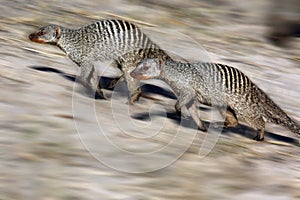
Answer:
130;58;300;141
28;19;171;103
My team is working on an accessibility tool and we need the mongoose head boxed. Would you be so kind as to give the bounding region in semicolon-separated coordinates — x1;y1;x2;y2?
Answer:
28;25;61;44
130;58;163;80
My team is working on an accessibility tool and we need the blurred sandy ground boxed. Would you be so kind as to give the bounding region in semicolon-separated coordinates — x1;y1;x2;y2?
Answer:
0;0;300;199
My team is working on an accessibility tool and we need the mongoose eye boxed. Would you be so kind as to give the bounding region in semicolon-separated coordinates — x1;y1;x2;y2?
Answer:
142;65;149;71
38;30;46;36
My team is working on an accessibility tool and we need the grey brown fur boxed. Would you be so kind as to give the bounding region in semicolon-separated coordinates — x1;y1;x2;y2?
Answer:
29;19;171;103
130;58;300;141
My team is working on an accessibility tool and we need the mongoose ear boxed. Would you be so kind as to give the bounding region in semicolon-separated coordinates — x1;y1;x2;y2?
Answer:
55;27;61;38
157;57;163;67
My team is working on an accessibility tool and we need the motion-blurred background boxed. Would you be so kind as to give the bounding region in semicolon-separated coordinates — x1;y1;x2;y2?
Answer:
0;0;299;199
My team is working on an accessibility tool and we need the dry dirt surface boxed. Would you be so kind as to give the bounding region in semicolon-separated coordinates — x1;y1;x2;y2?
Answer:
0;0;300;199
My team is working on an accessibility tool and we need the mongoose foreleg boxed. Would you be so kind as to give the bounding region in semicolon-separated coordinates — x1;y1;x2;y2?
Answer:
188;102;207;131
80;61;105;99
174;89;195;118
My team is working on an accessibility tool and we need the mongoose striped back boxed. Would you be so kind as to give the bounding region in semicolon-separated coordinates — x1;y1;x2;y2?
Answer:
58;19;170;63
131;59;300;141
29;19;171;102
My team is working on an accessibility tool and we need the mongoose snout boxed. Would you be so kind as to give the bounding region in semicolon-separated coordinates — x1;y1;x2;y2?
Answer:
28;32;45;43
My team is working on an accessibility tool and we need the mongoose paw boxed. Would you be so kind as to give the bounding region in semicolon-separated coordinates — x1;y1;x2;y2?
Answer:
211;122;226;129
128;95;139;105
128;92;142;105
198;125;208;132
224;121;238;128
253;135;264;141
128;99;136;105
179;107;191;119
95;91;107;100
181;115;190;120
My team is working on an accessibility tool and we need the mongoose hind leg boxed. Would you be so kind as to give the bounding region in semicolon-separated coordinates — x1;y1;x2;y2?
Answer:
130;87;142;104
223;107;239;128
207;107;239;129
253;129;265;141
123;70;142;104
108;62;124;89
245;116;266;141
108;75;124;89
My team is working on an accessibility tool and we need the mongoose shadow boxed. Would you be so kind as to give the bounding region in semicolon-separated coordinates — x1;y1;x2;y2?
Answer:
132;111;299;145
29;66;77;82
228;124;299;145
29;65;113;99
28;65;300;145
28;65;177;99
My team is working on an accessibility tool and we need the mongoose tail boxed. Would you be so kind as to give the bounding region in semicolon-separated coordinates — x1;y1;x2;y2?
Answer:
257;88;300;137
